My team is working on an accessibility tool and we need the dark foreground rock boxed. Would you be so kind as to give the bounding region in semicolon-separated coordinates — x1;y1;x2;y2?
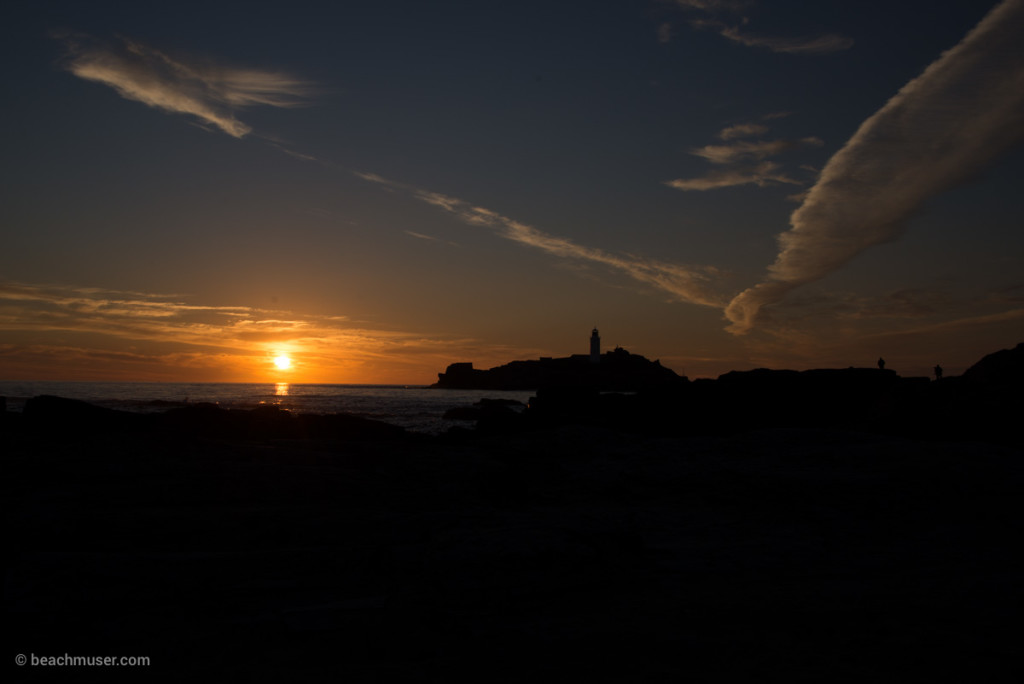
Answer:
19;395;413;443
518;348;1023;446
5;416;1023;682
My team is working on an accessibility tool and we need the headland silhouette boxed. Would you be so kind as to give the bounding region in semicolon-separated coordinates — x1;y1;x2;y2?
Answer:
432;333;1022;445
433;334;683;392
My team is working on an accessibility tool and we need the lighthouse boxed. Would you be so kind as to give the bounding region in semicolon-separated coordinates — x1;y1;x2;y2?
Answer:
590;328;601;364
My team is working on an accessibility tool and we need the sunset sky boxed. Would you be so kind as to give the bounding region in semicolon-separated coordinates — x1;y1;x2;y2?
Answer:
3;0;1022;383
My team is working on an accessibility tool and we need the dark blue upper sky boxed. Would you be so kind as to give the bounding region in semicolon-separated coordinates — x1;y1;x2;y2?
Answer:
2;0;1021;382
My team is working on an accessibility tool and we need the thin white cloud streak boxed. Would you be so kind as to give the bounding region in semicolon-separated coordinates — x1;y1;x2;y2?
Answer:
726;0;1024;334
714;24;853;54
354;174;725;307
0;282;251;318
411;190;727;308
270;143;321;162
692;137;823;164
665;161;802;190
673;0;749;12
667;125;822;191
676;3;853;55
719;123;769;140
57;33;315;138
404;230;438;242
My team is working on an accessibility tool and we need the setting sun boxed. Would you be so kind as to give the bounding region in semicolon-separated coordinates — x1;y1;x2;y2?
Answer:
273;354;292;370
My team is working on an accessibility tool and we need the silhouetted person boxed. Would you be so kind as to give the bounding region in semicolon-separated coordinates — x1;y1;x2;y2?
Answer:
934;364;943;380
877;357;886;370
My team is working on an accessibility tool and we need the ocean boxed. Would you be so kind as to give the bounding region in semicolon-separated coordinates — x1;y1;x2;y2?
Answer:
0;382;534;435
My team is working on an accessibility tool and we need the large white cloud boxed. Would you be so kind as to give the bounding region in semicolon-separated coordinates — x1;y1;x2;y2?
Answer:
725;0;1024;334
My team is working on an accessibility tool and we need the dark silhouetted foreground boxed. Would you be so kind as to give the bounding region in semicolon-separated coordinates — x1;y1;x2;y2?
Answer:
4;343;1023;681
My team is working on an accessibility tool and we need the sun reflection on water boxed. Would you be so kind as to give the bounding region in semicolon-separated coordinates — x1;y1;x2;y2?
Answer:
275;382;289;397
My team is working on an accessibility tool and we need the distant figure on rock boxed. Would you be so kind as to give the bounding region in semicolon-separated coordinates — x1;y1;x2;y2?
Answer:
877;357;886;370
934;364;943;380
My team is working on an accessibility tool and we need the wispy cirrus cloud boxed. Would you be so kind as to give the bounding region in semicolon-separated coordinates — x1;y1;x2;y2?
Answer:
691;137;823;165
718;122;769;140
404;230;439;242
0;281;320;349
668;1;852;54
725;0;1024;334
665;161;802;191
709;22;854;55
51;30;718;316
0;281;544;382
55;32;316;138
672;0;750;12
356;174;727;308
0;282;379;359
666;122;821;191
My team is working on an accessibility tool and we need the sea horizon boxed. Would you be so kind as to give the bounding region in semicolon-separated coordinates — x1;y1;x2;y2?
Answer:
0;380;534;434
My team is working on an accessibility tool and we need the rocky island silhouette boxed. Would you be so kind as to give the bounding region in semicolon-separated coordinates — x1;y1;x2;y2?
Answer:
433;331;684;391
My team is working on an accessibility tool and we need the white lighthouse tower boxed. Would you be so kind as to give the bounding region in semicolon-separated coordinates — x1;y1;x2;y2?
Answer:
590;328;601;364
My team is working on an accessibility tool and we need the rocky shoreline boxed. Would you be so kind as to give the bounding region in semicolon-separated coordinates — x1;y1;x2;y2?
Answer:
7;415;1022;681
